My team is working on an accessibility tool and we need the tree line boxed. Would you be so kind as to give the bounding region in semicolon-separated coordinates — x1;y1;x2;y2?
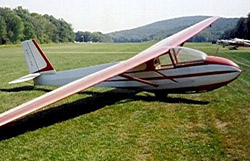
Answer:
221;13;250;39
0;7;77;44
75;31;112;43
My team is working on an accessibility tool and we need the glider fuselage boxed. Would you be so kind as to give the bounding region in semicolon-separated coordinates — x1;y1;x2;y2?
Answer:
34;47;241;94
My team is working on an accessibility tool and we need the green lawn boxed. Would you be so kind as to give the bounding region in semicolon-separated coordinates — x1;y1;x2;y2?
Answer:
0;42;249;160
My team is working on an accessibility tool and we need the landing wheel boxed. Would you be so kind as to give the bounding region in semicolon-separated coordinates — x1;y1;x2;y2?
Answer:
154;91;168;100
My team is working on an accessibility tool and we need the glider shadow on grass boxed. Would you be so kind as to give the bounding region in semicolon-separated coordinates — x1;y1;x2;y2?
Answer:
0;85;52;93
0;88;209;141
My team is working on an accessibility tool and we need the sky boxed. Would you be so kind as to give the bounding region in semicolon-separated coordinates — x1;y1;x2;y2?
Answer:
0;0;250;33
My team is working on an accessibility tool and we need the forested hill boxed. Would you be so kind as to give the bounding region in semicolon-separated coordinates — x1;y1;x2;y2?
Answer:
0;7;75;44
107;16;239;42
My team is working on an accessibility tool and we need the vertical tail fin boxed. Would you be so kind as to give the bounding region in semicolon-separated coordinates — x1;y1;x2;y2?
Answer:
21;39;55;73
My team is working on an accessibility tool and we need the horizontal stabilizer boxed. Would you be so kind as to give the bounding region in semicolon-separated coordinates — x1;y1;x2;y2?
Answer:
9;73;41;84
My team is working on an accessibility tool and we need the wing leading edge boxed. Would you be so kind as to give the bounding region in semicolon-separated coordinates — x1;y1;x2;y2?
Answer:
0;17;219;127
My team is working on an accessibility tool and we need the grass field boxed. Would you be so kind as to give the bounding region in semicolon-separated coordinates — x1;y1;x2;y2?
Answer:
0;42;249;160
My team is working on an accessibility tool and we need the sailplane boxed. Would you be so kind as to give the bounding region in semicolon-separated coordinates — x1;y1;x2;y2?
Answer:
0;17;241;127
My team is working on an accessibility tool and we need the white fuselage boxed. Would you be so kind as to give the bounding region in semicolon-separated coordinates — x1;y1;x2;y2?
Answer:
34;61;241;94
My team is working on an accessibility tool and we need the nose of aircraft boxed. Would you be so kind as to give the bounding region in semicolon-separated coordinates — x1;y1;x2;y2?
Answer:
204;56;241;89
205;56;241;72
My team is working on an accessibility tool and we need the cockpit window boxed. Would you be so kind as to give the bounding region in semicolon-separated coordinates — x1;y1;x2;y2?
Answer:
170;47;207;64
155;47;207;69
157;54;173;69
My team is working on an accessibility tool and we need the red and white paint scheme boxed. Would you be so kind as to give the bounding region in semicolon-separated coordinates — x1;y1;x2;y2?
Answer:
0;17;241;127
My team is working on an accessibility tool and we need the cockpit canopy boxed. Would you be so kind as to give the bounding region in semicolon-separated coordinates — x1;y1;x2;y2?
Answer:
155;47;207;68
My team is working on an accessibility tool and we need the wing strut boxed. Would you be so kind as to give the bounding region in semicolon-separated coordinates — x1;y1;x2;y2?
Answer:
155;71;177;82
120;74;158;87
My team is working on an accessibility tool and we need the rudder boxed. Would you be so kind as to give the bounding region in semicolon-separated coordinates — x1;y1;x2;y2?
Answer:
21;39;55;73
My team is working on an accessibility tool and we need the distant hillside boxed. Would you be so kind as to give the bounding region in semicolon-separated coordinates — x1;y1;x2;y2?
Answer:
107;16;238;42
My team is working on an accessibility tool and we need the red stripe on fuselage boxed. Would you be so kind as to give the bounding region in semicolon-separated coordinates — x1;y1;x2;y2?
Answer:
108;70;238;82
